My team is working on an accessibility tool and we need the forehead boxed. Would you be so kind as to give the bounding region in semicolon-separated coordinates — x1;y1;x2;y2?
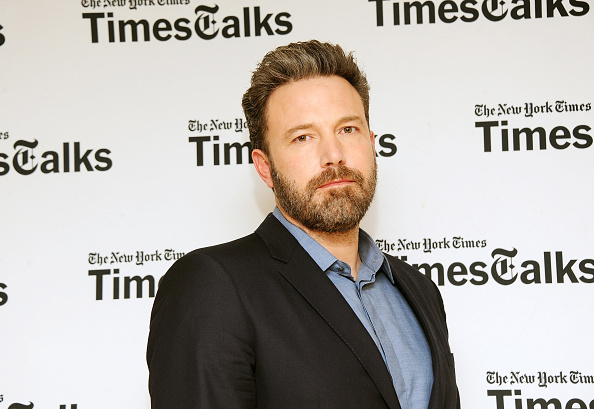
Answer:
265;75;365;132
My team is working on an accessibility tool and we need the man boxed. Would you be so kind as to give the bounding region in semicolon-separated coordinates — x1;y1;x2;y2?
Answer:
147;40;460;409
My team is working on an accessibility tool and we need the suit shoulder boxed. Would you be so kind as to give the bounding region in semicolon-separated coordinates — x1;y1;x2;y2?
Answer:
162;233;266;282
151;233;267;323
185;233;266;263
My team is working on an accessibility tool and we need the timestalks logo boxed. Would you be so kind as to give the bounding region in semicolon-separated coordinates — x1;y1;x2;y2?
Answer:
5;404;77;409
89;268;163;300
189;135;253;166
488;390;593;409
369;0;589;26
475;121;592;153
189;137;398;167
0;282;7;306
399;248;594;286
83;4;292;43
189;135;399;166
0;140;112;176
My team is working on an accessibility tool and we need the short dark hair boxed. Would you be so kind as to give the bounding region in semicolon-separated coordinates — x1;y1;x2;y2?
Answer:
242;40;370;154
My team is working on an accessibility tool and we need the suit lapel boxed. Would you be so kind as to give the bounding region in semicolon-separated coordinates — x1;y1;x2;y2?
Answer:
389;258;447;409
256;214;401;409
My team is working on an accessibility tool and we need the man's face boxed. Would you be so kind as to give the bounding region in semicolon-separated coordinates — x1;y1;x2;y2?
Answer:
253;75;377;234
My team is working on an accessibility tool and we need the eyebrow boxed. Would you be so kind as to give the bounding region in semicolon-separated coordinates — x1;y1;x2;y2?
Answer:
284;123;314;137
283;115;365;138
338;115;365;125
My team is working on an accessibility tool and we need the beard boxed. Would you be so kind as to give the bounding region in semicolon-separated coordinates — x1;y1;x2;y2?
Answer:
270;159;377;234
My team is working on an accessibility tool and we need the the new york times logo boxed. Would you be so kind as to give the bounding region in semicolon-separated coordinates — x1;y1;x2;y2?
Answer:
82;4;292;43
398;248;594;286
0;140;112;176
369;0;589;26
476;101;592;119
487;370;594;388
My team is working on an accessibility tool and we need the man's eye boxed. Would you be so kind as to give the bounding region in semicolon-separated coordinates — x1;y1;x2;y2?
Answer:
342;127;356;133
295;135;310;142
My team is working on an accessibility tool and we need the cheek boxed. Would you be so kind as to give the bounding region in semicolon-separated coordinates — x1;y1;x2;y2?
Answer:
284;165;313;186
280;153;318;181
350;143;376;166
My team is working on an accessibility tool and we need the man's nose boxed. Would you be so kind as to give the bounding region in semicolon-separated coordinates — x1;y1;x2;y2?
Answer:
319;134;345;167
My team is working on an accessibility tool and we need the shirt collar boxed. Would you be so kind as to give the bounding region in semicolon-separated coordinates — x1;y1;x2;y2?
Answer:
272;207;393;283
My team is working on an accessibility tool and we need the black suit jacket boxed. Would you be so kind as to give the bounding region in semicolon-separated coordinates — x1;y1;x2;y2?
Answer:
147;214;460;409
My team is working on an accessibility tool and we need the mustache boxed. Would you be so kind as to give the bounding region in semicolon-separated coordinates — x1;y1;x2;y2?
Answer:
306;165;365;192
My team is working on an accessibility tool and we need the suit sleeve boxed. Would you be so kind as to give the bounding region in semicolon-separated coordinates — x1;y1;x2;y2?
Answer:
147;252;256;409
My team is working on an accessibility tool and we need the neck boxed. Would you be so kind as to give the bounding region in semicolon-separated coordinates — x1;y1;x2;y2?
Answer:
278;207;362;279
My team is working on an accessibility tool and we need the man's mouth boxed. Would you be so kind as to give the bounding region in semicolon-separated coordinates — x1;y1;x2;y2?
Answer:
317;179;354;189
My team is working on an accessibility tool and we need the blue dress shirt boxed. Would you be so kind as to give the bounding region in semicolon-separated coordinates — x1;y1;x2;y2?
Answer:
273;207;434;409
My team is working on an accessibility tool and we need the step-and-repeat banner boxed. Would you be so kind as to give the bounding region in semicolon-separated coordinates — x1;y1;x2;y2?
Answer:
1;1;592;408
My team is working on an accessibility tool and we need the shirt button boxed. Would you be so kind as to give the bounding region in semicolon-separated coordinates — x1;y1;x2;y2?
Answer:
338;267;344;272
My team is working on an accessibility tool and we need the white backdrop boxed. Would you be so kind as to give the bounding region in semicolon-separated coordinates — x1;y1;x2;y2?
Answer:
1;1;593;408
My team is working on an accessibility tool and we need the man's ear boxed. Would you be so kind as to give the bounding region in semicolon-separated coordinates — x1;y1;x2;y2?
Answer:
370;131;378;160
252;149;274;189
